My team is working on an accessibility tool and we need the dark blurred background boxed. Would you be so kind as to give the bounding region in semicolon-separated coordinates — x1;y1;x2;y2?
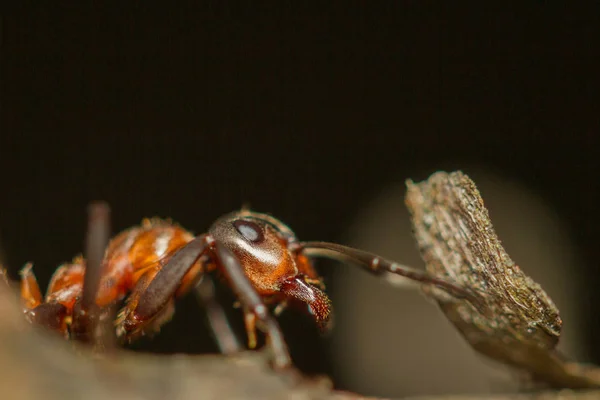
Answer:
1;5;599;398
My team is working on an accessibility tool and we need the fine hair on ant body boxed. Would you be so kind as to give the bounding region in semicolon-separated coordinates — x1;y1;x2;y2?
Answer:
13;203;481;369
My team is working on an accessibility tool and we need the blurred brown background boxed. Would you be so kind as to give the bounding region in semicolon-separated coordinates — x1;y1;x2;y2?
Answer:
1;5;599;398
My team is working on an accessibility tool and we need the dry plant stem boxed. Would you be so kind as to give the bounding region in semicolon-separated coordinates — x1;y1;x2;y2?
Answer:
71;201;115;350
404;171;600;389
82;202;111;309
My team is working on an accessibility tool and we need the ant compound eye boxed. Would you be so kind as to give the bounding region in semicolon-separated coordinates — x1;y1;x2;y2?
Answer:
233;220;265;243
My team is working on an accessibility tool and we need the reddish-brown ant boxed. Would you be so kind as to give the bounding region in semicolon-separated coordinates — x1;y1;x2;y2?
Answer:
15;204;482;369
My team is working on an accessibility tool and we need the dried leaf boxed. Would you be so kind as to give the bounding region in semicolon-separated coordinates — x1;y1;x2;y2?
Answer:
405;171;600;389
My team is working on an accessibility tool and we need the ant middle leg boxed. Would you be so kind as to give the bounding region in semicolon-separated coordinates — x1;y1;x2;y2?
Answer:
175;252;241;353
194;276;242;355
19;263;70;337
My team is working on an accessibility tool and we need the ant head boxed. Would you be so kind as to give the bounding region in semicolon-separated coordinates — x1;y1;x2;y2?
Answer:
209;210;300;294
209;210;332;328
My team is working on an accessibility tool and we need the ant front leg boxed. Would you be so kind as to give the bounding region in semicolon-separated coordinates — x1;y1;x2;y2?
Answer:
214;245;291;369
116;235;213;341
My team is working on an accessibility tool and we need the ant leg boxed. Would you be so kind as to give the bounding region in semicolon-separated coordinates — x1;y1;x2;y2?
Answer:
242;300;288;350
194;277;242;354
273;300;288;316
4;245;69;338
19;264;72;338
19;264;71;336
116;235;212;341
19;263;42;310
296;241;486;313
214;244;291;369
243;307;258;349
70;202;113;348
25;303;70;337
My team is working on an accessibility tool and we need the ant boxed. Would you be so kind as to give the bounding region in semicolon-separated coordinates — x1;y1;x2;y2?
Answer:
12;203;482;369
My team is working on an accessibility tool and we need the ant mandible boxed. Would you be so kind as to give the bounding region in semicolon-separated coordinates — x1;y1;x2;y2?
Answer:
16;204;481;369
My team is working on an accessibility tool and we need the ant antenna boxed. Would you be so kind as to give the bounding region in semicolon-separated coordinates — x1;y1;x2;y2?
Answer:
296;241;486;313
